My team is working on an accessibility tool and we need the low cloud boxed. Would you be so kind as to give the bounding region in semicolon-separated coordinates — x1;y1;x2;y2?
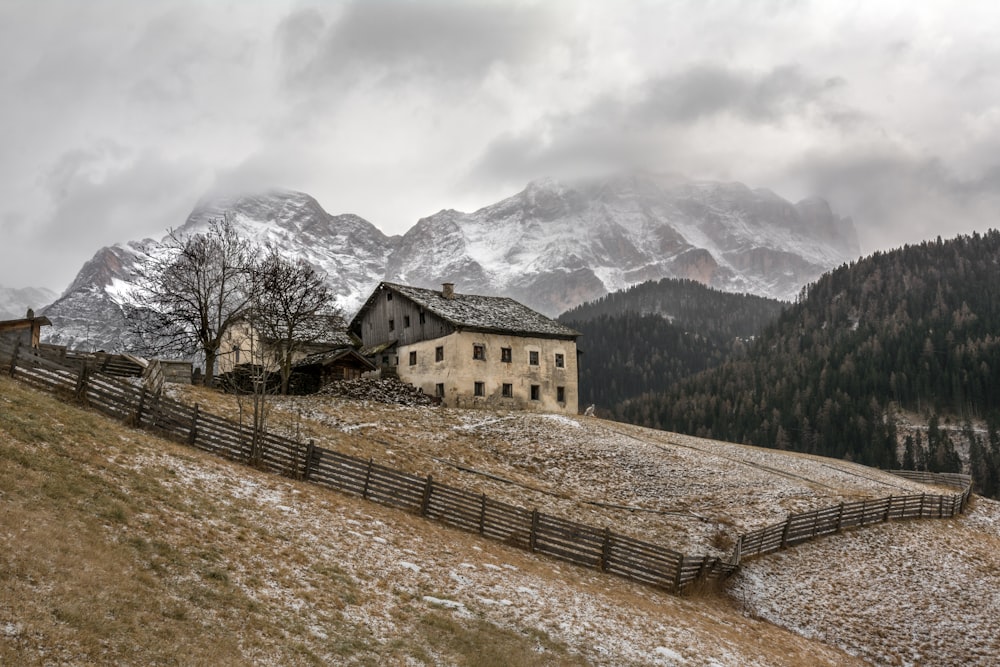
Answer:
468;63;854;188
280;0;563;90
788;149;1000;253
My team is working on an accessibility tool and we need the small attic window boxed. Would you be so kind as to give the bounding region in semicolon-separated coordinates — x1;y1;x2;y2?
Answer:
386;292;393;301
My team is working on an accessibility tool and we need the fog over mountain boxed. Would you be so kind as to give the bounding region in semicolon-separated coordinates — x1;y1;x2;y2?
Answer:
40;173;858;352
0;285;56;321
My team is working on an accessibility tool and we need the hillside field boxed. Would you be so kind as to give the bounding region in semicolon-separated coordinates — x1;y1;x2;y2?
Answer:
2;374;999;665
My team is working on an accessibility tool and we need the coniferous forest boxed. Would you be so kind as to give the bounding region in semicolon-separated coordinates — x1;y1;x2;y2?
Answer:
602;231;1000;498
558;279;786;412
560;231;1000;497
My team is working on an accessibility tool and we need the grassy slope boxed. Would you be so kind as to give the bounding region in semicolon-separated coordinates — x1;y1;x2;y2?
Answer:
0;374;866;666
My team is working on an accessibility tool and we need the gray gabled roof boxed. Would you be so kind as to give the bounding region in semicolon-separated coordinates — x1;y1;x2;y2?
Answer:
356;282;579;339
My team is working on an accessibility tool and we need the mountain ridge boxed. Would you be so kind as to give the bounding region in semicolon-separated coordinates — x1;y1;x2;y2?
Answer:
40;173;858;351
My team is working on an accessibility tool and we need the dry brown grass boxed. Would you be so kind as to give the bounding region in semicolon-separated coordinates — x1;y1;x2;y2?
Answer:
0;373;869;666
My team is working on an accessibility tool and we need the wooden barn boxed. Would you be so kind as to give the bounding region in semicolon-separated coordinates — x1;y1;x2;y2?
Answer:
0;309;51;349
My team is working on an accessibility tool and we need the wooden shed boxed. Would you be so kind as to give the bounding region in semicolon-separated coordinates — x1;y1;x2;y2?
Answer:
291;347;376;394
0;309;51;349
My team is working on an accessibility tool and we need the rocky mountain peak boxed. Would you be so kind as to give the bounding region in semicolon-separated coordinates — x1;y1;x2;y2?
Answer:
41;173;860;351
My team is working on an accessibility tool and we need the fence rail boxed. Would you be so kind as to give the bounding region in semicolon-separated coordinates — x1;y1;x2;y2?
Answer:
0;338;972;593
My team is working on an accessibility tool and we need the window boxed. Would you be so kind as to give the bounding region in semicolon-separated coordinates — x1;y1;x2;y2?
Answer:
382;355;389;366
473;343;485;360
435;383;445;397
557;386;565;403
419;311;426;324
408;351;417;366
474;381;485;397
233;345;240;364
555;353;565;368
404;315;411;328
500;347;512;363
386;292;393;301
435;346;444;362
389;319;395;331
502;383;513;398
530;384;540;401
529;350;539;366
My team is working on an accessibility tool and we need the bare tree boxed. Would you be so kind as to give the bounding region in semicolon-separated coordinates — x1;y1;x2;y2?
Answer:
249;248;339;394
126;214;256;388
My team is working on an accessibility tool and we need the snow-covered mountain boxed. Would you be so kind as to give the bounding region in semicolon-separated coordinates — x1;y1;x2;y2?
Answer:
41;173;859;351
0;285;57;320
390;173;857;314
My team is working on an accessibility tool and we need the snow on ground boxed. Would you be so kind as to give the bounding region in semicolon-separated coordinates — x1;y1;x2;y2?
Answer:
731;497;1000;666
124;446;858;666
162;385;994;664
240;392;943;557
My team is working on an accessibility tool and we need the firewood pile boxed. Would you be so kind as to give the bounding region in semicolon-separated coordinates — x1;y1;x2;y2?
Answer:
317;377;436;406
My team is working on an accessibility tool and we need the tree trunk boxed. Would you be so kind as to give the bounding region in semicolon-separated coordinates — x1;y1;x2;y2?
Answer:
204;347;217;388
281;356;292;395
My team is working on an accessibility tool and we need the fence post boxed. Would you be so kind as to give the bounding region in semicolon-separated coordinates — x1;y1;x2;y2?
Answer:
361;457;374;499
731;534;742;566
420;475;434;516
884;496;893;522
919;493;925;518
8;338;20;377
529;509;540;552
600;527;612;571
780;514;792;548
938;495;944;518
132;387;147;428
859;500;867;527
74;365;90;401
697;555;711;581
478;494;487;534
674;557;685;594
188;404;200;445
302;440;316;480
835;502;845;532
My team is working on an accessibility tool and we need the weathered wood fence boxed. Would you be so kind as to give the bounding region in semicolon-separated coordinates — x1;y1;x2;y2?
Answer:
731;473;971;563
1;339;734;592
0;338;974;593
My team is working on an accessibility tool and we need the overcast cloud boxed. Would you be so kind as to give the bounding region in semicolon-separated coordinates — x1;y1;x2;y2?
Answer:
2;0;999;292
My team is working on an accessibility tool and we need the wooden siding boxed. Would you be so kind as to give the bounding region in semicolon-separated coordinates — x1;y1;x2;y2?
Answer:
355;284;453;347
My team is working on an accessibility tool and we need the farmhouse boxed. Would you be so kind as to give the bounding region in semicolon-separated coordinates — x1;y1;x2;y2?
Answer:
217;316;359;376
216;316;371;393
0;308;51;349
350;282;580;414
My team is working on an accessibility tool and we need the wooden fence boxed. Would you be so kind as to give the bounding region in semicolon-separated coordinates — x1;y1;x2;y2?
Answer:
732;471;972;562
1;338;734;592
0;338;973;593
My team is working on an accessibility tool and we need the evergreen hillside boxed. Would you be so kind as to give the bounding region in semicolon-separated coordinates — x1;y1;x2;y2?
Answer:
615;231;1000;496
559;279;786;411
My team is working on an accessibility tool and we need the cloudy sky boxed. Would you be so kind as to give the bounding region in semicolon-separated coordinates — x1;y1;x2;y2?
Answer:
2;0;999;292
